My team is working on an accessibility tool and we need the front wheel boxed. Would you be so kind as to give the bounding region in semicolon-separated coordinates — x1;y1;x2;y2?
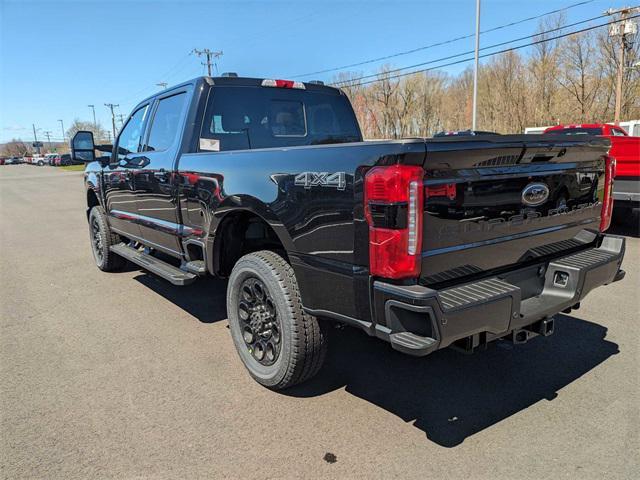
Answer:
88;206;125;271
227;250;327;390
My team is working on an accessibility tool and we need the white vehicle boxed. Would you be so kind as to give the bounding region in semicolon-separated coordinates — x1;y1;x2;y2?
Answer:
32;155;47;166
618;120;640;137
524;126;553;134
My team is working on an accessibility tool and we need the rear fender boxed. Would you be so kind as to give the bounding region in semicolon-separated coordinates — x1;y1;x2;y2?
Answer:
205;196;295;274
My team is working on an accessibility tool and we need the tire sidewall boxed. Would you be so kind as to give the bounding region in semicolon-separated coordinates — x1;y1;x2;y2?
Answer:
227;257;293;387
88;207;107;269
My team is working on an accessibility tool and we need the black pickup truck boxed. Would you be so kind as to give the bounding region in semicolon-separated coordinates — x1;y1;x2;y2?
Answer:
72;75;625;390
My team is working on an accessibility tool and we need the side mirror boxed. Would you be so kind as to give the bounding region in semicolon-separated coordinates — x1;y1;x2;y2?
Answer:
70;131;95;163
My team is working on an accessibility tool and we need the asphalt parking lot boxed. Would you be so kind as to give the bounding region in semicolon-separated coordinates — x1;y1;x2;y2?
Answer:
1;164;638;479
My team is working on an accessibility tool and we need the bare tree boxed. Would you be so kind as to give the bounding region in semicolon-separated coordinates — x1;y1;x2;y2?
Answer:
66;119;109;143
1;139;32;157
556;30;603;122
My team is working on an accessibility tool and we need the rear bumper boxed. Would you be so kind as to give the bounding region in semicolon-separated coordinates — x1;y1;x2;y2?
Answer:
371;234;625;356
613;178;640;209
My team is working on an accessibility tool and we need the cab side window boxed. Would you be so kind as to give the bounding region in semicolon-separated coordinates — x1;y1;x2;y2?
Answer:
611;128;626;136
145;92;187;152
116;105;149;161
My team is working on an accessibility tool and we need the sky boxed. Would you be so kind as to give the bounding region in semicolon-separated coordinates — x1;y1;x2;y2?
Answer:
0;0;631;143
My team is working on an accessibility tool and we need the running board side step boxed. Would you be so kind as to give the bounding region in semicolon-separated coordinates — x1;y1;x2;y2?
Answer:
110;243;197;286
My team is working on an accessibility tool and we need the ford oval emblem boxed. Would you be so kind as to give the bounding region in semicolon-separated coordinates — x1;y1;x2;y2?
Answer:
521;183;550;206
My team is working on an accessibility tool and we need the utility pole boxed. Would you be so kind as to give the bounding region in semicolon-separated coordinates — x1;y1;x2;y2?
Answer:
605;6;639;125
32;124;41;155
116;113;126;127
157;82;168;89
58;119;65;141
104;103;119;140
88;104;97;126
471;0;481;131
43;131;52;151
192;48;223;76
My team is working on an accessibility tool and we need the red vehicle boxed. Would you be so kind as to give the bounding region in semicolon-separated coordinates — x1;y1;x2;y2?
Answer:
544;124;640;219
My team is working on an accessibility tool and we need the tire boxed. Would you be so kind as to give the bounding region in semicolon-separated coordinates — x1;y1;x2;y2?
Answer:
37;160;44;166
88;206;125;271
227;250;327;390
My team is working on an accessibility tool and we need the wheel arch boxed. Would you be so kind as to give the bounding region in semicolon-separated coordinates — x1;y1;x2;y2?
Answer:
86;188;101;220
207;201;295;277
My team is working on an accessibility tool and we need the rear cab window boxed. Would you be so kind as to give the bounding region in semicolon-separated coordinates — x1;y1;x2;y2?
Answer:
544;127;603;136
200;84;362;151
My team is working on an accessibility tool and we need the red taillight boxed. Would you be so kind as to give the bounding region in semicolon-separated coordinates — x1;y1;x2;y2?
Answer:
364;165;424;279
600;155;616;232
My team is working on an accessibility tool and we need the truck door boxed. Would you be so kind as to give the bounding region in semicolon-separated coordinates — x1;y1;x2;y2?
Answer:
104;103;150;241
133;89;190;256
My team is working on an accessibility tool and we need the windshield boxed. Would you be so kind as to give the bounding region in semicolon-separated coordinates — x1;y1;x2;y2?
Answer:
200;85;362;151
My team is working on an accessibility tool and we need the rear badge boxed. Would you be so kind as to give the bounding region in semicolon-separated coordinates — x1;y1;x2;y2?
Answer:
521;183;550;206
295;172;346;190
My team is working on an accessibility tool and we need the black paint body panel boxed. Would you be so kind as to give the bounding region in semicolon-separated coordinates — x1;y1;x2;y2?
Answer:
84;76;611;328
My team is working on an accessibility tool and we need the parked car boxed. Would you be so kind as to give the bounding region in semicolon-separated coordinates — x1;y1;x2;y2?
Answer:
72;75;625;390
5;157;21;165
544;124;640;219
31;155;46;166
44;153;57;166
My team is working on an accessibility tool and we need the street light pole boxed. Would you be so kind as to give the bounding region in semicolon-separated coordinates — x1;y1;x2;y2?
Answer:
88;104;97;126
58;119;65;141
32;124;41;155
471;0;481;131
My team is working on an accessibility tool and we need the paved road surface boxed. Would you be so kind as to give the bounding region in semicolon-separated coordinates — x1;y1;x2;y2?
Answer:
1;165;638;479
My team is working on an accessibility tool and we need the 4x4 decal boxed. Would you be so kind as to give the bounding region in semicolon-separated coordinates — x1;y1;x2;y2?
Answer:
294;172;346;191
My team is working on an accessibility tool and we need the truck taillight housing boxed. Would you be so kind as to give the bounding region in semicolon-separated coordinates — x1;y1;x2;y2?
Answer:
600;155;616;232
364;165;424;279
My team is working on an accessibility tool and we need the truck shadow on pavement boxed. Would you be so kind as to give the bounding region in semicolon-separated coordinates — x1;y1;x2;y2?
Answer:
287;314;619;448
132;273;619;448
133;274;229;323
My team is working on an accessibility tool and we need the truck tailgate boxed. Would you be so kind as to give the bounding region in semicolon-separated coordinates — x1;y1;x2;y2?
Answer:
420;135;610;286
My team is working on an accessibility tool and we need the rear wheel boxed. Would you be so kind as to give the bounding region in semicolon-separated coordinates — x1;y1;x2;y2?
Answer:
88;206;125;271
227;250;327;390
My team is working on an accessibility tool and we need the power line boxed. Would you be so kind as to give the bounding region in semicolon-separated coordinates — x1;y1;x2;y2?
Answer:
292;0;596;78
334;14;640;89
332;11;611;87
